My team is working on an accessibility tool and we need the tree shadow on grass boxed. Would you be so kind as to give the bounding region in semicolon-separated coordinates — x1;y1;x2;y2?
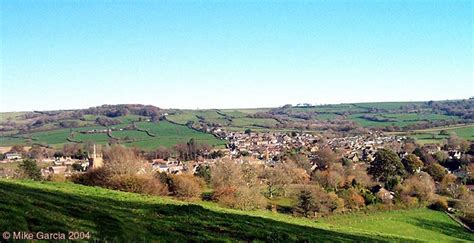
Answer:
0;181;412;242
409;217;474;241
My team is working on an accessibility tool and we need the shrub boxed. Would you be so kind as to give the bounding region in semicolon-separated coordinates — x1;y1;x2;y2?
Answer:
213;186;238;206
294;185;345;218
47;174;67;182
339;188;365;210
294;189;317;218
375;188;392;204
18;159;42;180
102;145;146;176
402;195;420;208
232;186;267;210
402;154;423;174
195;165;211;184
430;197;448;211
170;174;203;200
71;167;112;187
211;159;244;189
213;185;266;210
401;172;435;203
109;174;168;196
72;167;168;196
425;163;447;182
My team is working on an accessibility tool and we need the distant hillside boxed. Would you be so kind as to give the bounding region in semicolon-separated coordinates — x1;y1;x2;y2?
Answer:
0;99;472;149
0;179;472;242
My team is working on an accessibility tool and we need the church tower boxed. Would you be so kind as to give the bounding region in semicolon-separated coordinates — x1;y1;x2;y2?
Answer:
88;144;104;169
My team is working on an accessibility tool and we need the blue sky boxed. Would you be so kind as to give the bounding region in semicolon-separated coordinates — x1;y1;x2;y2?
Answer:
1;0;472;111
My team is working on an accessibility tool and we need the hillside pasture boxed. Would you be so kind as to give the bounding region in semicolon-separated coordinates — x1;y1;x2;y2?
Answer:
231;117;280;128
349;113;459;128
0;179;471;242
353;101;425;110
0;120;225;149
166;111;201;125
392;124;474;144
217;110;248;118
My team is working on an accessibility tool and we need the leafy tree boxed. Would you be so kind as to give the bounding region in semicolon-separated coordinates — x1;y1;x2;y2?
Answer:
368;149;406;184
402;154;424;174
18;159;42;180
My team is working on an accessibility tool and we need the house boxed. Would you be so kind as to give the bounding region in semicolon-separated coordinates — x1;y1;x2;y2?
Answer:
466;185;474;192
448;150;462;160
42;165;70;176
347;152;360;162
5;152;21;161
153;163;169;172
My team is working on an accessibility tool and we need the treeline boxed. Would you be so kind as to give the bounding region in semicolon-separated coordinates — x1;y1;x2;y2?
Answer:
81;104;163;118
0;104;164;134
427;99;474;119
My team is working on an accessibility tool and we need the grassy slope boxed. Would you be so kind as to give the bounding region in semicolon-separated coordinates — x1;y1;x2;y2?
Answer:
0;180;472;242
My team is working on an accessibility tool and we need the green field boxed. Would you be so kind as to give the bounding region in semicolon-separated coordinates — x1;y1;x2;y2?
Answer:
349;113;459;128
0;179;471;242
166;110;279;130
0;120;225;149
126;121;226;149
231;117;280;127
353;102;426;110
390;124;474;144
166;111;202;125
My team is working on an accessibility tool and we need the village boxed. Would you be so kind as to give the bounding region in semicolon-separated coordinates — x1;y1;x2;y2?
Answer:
2;127;467;180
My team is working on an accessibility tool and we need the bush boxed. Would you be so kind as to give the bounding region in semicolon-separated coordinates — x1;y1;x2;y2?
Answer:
213;185;266;210
233;186;267;210
71;167;112;187
47;174;67;182
72;167;168;196
109;174;167;196
195;165;211;184
18;159;42;181
170;174;203;200
339;188;365;210
294;185;345;218
425;163;447;182
430;197;448;211
400;172;435;203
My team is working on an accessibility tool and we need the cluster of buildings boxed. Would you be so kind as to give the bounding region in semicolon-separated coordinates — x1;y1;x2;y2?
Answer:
326;132;406;162
212;129;406;165
224;131;319;161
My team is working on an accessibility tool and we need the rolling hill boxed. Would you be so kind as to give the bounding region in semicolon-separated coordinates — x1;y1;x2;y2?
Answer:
0;100;472;149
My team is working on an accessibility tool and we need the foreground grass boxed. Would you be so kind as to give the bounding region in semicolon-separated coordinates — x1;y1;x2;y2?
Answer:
0;180;472;242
